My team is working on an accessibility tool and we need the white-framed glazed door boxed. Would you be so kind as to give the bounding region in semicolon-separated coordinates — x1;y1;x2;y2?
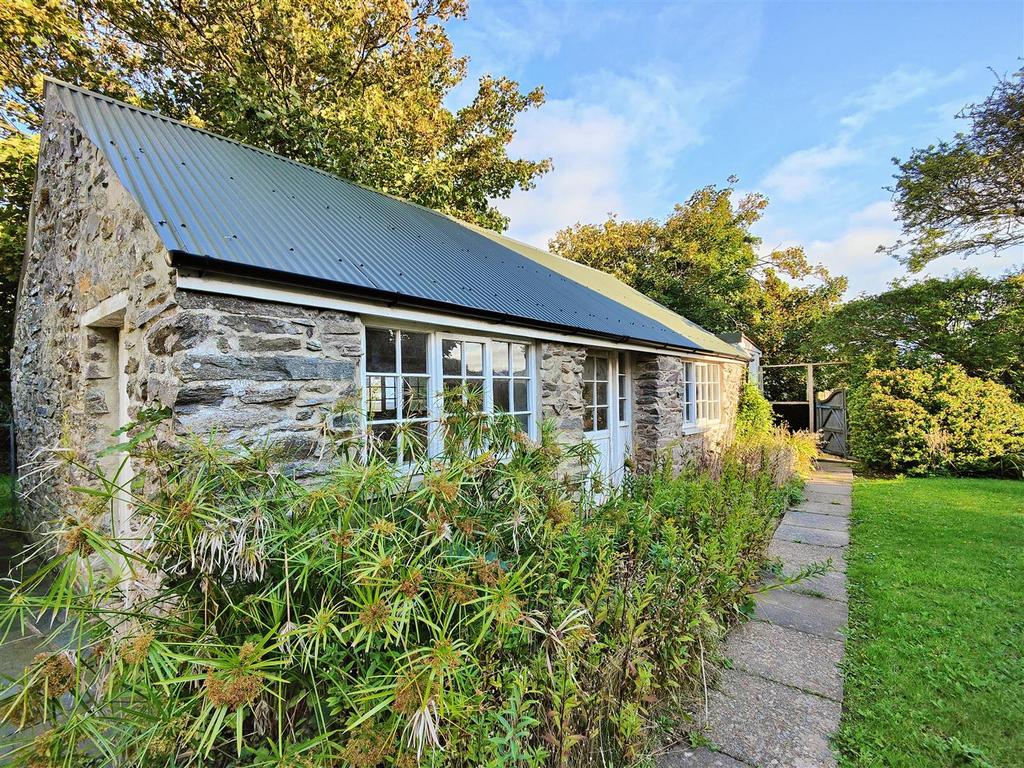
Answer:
612;351;632;484
582;352;613;483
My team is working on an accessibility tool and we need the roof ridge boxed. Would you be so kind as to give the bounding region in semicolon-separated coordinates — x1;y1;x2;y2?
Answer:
46;77;350;184
46;77;505;241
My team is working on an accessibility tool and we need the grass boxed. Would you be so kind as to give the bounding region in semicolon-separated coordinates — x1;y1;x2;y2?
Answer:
837;477;1024;768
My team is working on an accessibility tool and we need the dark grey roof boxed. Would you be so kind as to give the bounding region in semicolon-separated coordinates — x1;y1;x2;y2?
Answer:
50;80;742;356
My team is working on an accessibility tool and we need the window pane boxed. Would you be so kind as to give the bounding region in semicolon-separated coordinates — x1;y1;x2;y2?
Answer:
595;357;609;380
493;378;510;411
515;413;530;434
618;351;626;368
583;381;594;407
513;380;528;411
369;423;397;463
465;342;484;376
401;421;429;463
442;339;461;375
583;356;595;379
403;376;428;418
512;344;528;376
366;328;396;373
596;382;608;406
492;341;510;376
595;406;608;430
465;381;485;411
401;331;428;373
583;408;594;431
618;399;626;421
367;375;398;420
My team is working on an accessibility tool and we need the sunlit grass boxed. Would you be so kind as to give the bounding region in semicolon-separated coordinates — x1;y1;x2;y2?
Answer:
838;477;1024;767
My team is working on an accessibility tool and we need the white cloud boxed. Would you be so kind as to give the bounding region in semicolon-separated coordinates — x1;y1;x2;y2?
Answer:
499;65;739;248
499;99;630;246
760;67;963;204
839;67;965;132
761;142;861;202
803;202;903;296
796;200;1018;297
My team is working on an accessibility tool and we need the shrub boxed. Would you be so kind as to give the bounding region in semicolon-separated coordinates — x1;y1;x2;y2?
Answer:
849;365;1024;475
734;381;774;440
0;403;803;767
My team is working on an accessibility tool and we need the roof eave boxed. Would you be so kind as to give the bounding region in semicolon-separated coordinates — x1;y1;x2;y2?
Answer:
170;252;748;361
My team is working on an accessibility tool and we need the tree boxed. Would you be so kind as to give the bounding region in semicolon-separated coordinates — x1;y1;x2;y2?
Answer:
1;0;549;232
807;270;1024;399
0;0;551;409
548;183;847;364
885;68;1024;271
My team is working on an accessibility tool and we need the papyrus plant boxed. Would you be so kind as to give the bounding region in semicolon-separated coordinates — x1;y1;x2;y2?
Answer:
1;396;806;767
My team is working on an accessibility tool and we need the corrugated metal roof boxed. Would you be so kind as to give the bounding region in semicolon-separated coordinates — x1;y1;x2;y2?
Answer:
49;79;744;358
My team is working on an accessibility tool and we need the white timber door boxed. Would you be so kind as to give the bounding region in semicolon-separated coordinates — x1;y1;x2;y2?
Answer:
612;351;632;484
582;352;612;481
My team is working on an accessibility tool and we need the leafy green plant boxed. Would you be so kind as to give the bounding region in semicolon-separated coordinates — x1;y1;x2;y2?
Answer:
734;381;774;440
1;398;803;767
848;365;1024;476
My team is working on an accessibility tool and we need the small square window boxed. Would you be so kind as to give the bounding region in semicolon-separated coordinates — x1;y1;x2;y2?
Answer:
401;331;428;373
366;328;397;373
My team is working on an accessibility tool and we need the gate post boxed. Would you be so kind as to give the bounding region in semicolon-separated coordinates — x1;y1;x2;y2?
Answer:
806;364;815;432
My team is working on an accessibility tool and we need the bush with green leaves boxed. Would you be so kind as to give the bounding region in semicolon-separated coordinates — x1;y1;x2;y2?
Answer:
849;365;1024;476
1;397;807;768
734;381;774;440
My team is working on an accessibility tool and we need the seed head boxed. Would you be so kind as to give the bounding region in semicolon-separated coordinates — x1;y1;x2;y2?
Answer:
358;601;391;633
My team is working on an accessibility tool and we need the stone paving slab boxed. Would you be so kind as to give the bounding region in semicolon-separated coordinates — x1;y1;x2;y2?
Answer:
803;482;849;495
726;621;845;700
793;500;849;517
775;523;849;547
659;747;751;767
783;510;848;532
802;493;852;508
784;570;847;602
755;585;848;641
769;538;846;573
698;669;840;768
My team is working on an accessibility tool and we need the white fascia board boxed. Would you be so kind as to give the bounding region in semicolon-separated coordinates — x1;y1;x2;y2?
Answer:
176;271;742;363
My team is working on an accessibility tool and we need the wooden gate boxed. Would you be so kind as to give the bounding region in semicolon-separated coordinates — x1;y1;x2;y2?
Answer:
815;389;848;457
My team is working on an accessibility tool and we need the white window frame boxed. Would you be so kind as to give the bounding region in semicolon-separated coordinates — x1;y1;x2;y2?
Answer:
361;323;538;468
682;360;721;429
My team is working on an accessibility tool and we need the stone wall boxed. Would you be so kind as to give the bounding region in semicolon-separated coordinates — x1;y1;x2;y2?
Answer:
12;93;178;533
160;291;362;470
632;355;746;471
539;342;587;441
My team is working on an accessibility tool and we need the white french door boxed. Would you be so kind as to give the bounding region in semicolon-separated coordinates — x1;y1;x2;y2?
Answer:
582;351;632;487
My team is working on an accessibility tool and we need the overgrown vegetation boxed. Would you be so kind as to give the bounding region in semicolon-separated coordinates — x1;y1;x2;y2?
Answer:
0;399;809;767
838;477;1024;768
848;365;1024;476
734;381;774;441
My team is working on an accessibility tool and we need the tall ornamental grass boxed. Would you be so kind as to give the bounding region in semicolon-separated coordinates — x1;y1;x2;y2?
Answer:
1;398;806;768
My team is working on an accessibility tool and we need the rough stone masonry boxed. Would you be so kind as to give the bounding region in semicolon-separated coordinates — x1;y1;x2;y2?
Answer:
11;87;746;539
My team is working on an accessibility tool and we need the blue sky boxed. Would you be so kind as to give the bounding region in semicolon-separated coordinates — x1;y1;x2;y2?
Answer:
447;0;1024;296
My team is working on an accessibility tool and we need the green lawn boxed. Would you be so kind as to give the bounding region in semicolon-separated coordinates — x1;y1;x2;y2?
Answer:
837;477;1024;768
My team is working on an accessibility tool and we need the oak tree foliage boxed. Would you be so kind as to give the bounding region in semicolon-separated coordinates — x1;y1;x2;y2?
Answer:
548;182;847;365
1;0;550;232
886;68;1024;271
807;270;1024;399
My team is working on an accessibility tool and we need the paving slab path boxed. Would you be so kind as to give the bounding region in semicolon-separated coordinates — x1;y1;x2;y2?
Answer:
661;460;853;768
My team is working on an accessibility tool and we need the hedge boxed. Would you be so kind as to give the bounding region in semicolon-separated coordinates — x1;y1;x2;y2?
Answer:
849;365;1024;476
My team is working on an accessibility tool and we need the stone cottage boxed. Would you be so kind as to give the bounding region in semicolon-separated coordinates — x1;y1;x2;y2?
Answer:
12;80;750;529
